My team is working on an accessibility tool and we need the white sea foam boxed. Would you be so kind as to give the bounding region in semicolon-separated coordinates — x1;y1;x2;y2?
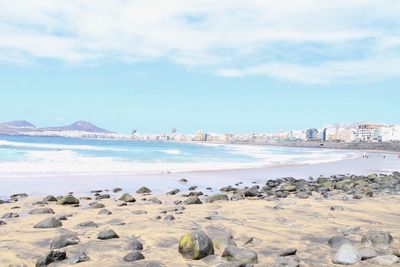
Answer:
157;149;182;155
0;140;125;152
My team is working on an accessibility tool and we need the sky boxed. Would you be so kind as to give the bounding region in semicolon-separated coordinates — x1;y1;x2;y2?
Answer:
1;0;400;134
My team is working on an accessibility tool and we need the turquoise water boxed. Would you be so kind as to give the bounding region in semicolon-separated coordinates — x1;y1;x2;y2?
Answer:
0;135;358;177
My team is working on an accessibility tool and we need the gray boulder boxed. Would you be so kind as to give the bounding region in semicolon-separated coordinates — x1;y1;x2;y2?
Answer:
36;250;66;267
50;233;80;249
332;244;361;265
0;220;6;225
98;209;112;215
122;237;143;251
123;251;145;262
367;255;399;266
361;230;393;249
29;208;55;215
222;246;258;265
207;194;229;203
43;195;58;202
328;236;353;250
178;230;214;260
183;196;202;205
119;193;136;203
69;251;89;264
58;195;79;205
74;221;98;229
1;212;19;219
89;201;105;209
97;229;119;240
137;186;151;194
34;217;62;228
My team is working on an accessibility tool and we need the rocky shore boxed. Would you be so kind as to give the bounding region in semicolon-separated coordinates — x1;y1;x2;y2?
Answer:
1;172;400;266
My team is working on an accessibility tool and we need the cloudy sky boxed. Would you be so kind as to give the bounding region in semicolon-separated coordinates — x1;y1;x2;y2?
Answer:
1;0;399;133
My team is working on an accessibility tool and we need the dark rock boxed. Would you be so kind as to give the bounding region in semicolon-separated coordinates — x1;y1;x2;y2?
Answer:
119;193;136;203
179;230;214;260
163;215;175;221
74;221;98;229
222;246;258;265
0;220;6;225
296;192;310;199
10;193;28;199
89;201;105;209
188;186;198;191
50;233;80;249
183;196;202;205
166;189;180;195
113;187;122;193
29;208;55;215
179;178;188;182
279;248;297;257
1;212;19;219
137;186;152;194
132;210;148;215
69;251;89;264
230;193;244;201
148;197;162;204
36;250;66;267
98;209;112;215
330;206;345;211
95;194;110;200
359;247;377;260
34;217;62;228
207;194;229;203
58;195;80;205
122;237;143;250
43;195;57;202
97;229;119;240
220;186;238;192
123;251;145;262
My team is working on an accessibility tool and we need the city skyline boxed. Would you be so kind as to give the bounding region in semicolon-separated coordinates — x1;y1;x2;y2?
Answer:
1;1;400;133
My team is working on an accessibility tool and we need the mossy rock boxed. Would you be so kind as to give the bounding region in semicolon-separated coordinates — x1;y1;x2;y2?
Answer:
57;195;79;205
179;230;214;260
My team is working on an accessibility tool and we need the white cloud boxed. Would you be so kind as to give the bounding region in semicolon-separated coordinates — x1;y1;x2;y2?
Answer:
0;0;399;83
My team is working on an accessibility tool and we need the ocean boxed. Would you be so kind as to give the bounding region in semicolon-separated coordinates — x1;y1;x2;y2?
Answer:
0;135;358;178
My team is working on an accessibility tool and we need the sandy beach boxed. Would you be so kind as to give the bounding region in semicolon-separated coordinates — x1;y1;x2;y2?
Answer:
1;170;400;266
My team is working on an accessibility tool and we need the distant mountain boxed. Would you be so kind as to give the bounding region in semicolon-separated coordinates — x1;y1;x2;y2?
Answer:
0;120;113;135
2;120;36;128
45;121;112;133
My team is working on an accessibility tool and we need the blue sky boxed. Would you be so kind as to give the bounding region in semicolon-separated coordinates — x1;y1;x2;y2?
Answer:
1;1;400;133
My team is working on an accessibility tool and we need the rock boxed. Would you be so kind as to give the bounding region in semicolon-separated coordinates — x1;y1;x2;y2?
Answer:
89;201;105;209
10;193;28;199
36;250;66;267
1;212;19;219
230;193;244;201
32;201;48;206
179;230;214;260
132;210;148;215
43;195;58;202
69;251;89;264
98;209;112;215
280;183;297;192
274;256;300;267
97;229;119;240
113;187;122;193
0;220;6;225
34;217;62;228
367;255;399;266
205;215;225;221
330;206;345;211
123;251;145;262
179;178;188;182
137;186;152;194
167;189;180;195
95;194;110;200
222;246;258;265
296;192;310;199
359;247;377;260
163;215;175;221
332;244;361;265
58;195;80;205
119;193;136;202
149;197;162;204
29;208;55;215
75;221;98;229
361;230;393;249
188;186;198;191
207;194;229;203
183;196;202;205
122;237;143;250
50;233;80;249
328;236;353;250
279;248;297;257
